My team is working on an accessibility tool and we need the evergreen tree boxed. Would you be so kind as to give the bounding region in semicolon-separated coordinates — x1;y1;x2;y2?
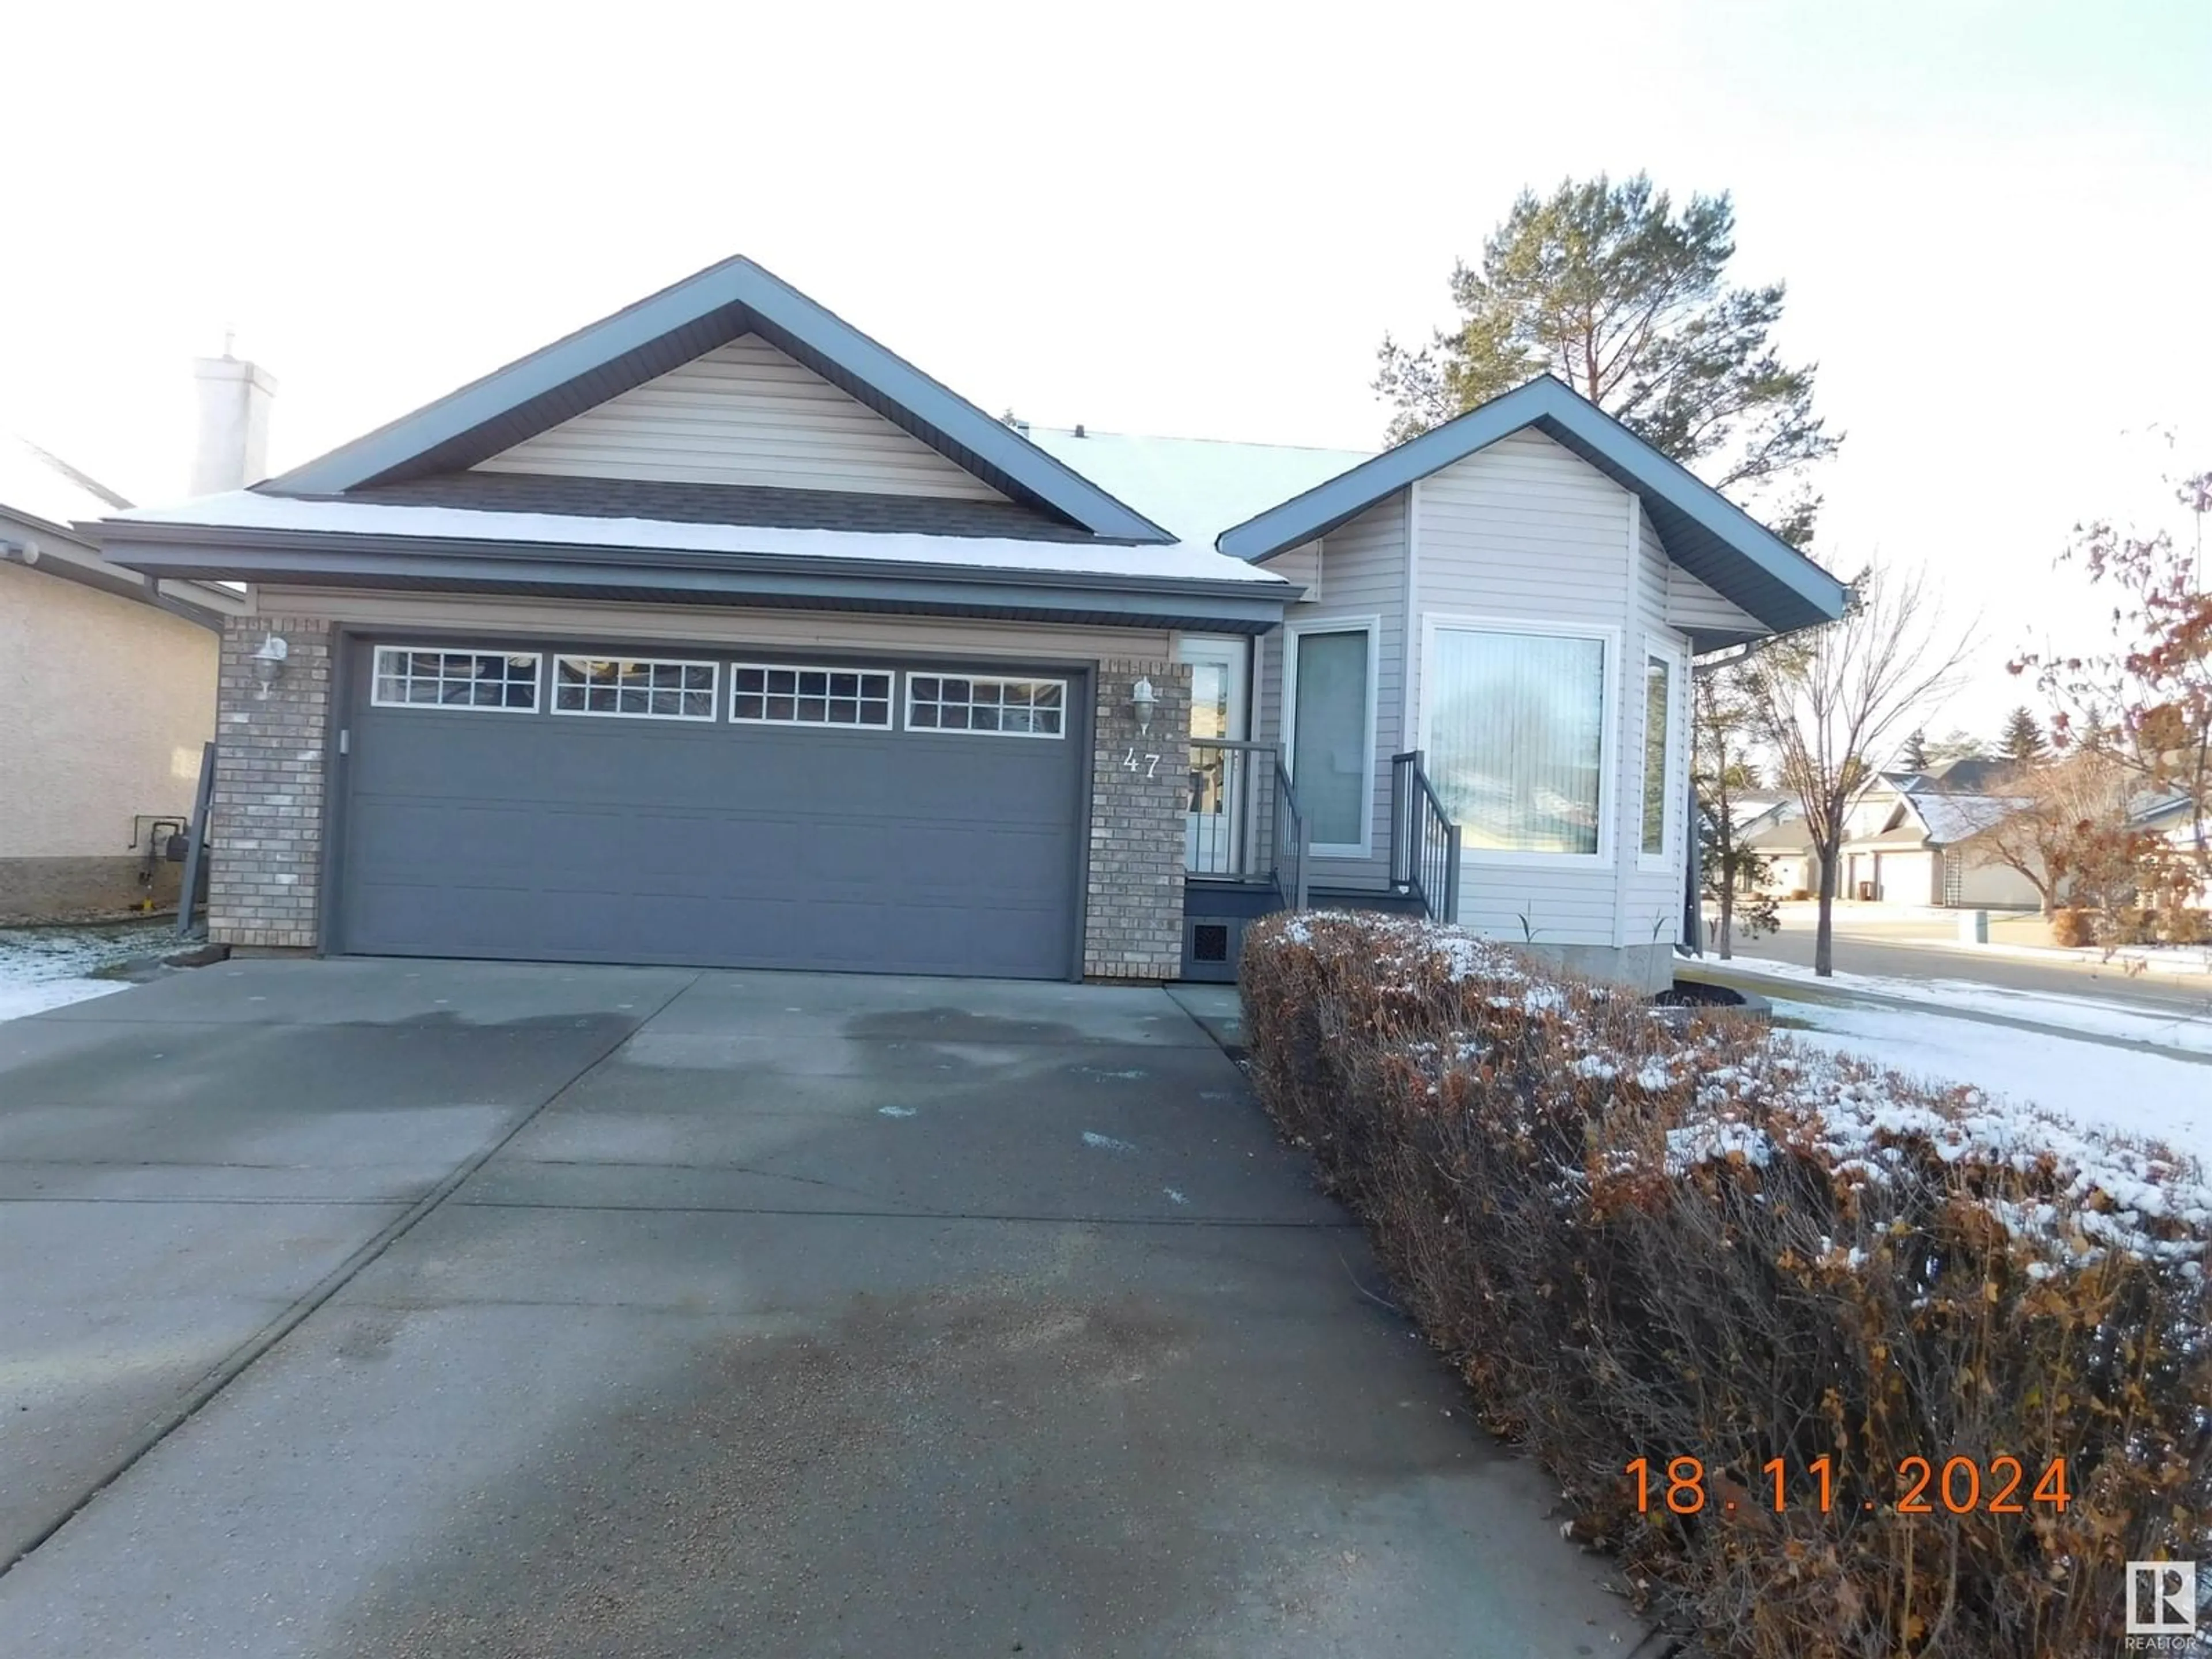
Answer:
1998;706;2046;766
1901;728;1930;771
1374;173;1838;544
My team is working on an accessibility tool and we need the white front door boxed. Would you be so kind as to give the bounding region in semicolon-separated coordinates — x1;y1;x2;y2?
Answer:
1177;635;1251;876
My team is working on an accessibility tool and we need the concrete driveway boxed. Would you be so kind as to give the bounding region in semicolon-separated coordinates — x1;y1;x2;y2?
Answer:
0;960;1644;1657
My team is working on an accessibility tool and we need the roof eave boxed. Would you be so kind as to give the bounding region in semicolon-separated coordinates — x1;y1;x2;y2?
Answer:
94;522;1292;634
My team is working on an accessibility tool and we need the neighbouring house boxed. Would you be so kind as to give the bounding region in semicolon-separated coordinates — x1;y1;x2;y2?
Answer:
0;425;246;923
90;255;1845;989
1752;759;2043;910
1713;789;1800;894
2134;790;2212;908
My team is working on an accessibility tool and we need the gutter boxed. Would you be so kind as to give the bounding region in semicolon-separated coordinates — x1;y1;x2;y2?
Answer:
0;528;235;633
94;520;1294;605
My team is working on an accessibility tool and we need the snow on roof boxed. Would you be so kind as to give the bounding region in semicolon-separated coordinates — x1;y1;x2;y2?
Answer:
1910;792;2021;844
0;436;132;538
1021;427;1370;550
103;490;1293;587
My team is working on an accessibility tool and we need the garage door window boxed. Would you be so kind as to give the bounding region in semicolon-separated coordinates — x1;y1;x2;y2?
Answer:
372;647;541;711
730;665;893;727
554;657;717;720
908;675;1065;737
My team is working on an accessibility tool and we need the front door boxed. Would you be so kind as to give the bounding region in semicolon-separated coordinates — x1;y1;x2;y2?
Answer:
1177;636;1251;876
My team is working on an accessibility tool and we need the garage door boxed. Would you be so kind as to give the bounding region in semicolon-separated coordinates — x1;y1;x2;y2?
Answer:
332;641;1086;978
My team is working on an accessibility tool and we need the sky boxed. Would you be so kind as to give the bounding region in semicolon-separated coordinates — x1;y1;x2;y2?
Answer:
5;0;2206;743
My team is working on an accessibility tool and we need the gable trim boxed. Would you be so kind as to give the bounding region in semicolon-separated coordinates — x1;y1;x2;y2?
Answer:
264;256;1175;544
1218;376;1846;638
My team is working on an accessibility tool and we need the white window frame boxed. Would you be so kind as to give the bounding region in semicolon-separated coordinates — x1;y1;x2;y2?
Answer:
1282;615;1381;859
727;662;895;730
1637;634;1689;871
370;646;543;713
1418;615;1621;870
904;672;1069;740
550;654;720;722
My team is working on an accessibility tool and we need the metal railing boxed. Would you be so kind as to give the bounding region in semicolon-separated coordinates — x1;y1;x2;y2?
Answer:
1390;751;1461;923
1187;738;1270;880
1271;756;1309;912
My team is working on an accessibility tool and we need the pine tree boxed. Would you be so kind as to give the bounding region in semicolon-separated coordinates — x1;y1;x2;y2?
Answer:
1374;174;1838;544
1901;728;1930;771
1999;706;2046;766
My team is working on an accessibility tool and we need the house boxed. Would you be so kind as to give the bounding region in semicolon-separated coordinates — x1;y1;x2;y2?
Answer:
2134;790;2211;908
1724;793;1812;896
90;255;1846;990
0;430;245;922
1748;761;2043;910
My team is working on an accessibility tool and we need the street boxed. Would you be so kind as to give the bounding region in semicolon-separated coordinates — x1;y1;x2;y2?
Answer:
1710;911;2212;1020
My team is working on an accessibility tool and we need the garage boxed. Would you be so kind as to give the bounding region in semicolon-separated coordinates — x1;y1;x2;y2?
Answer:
331;641;1088;978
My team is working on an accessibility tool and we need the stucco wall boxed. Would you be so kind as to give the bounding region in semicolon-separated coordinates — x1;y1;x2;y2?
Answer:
0;560;216;914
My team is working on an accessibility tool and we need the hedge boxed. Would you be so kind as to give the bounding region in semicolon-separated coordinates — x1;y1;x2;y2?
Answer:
1240;911;2210;1659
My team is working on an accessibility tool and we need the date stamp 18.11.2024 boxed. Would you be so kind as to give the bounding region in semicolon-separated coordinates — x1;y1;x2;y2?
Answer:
1625;1454;2071;1517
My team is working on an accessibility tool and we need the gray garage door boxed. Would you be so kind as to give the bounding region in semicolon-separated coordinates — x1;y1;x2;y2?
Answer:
332;641;1086;978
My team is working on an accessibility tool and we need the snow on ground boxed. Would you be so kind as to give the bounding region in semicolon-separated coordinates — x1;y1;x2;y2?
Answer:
1770;997;2212;1170
1717;954;2212;1056
0;922;171;1022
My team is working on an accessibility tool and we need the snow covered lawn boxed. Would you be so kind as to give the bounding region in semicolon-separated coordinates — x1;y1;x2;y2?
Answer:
1768;996;2212;1170
0;923;172;1022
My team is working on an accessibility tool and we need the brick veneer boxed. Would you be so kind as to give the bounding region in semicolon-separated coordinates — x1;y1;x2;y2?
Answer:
1084;658;1191;980
208;616;332;948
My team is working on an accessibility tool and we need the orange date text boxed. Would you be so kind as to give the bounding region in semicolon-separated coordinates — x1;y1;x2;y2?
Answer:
1624;1455;2070;1516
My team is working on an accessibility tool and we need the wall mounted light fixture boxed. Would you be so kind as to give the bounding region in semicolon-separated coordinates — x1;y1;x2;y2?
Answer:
250;633;289;698
1129;676;1157;736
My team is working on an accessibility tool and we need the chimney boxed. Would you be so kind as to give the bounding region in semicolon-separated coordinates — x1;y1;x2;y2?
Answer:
191;354;279;495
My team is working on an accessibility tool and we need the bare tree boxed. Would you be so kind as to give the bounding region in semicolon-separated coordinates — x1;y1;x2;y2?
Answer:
1692;664;1778;957
1739;563;1976;975
1971;749;2137;918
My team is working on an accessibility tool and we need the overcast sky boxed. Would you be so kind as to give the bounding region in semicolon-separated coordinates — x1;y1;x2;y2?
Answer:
6;0;2206;739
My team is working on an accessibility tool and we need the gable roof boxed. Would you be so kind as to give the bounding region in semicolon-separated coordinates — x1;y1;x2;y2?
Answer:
1215;376;1847;637
1893;790;2022;846
264;256;1175;544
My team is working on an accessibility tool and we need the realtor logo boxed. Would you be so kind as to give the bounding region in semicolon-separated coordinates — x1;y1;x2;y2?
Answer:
2126;1560;2197;1639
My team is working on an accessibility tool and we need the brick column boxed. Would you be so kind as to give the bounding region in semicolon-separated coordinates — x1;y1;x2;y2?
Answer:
209;616;334;949
1084;658;1191;980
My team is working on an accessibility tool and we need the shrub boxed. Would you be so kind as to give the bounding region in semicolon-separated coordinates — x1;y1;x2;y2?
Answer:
1241;911;2210;1659
1788;888;1813;902
2157;905;2210;946
2050;908;2094;948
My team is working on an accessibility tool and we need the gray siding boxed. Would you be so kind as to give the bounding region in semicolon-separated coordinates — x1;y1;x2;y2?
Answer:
1412;430;1640;949
1665;558;1765;639
1252;495;1404;889
1255;539;1321;597
474;335;1007;501
1628;507;1695;950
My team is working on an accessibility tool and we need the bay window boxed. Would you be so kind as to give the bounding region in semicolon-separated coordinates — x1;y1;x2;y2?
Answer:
1641;649;1676;859
1423;622;1612;859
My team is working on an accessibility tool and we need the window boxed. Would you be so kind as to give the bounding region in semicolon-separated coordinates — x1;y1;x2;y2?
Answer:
554;656;717;720
907;674;1065;737
1425;624;1609;858
372;647;540;711
1642;652;1674;858
730;664;892;728
1288;625;1375;853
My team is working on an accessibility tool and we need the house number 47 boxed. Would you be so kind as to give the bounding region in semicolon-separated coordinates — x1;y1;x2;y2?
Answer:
1122;748;1161;778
